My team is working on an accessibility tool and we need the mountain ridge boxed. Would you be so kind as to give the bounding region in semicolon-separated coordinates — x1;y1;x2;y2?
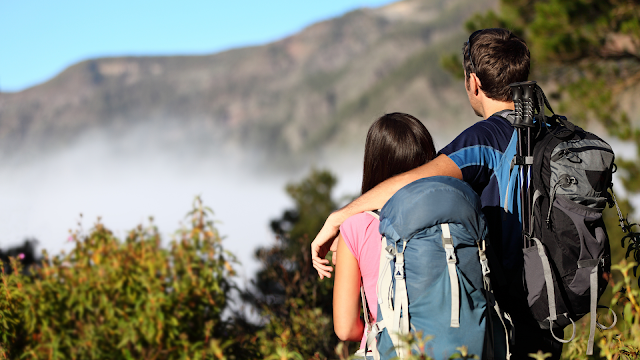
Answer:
0;0;497;164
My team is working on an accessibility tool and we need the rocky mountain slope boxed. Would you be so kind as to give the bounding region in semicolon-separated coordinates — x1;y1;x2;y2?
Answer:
0;0;497;164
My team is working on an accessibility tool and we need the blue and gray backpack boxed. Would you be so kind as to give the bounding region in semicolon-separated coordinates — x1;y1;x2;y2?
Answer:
363;176;511;360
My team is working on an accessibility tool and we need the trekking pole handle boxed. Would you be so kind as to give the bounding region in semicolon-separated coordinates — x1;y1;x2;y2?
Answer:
511;85;523;125
509;81;537;128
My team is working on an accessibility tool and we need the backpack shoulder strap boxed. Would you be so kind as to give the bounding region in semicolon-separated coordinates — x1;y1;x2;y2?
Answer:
364;209;395;360
441;223;460;328
478;238;514;360
364;210;380;219
493;109;516;125
360;284;372;332
361;209;379;330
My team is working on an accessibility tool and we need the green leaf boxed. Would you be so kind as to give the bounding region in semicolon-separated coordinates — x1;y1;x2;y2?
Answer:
624;302;633;325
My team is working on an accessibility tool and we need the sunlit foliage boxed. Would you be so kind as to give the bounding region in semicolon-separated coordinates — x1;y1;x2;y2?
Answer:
248;169;344;359
0;197;246;359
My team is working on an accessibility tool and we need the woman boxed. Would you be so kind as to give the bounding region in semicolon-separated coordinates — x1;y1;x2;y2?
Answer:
333;112;436;357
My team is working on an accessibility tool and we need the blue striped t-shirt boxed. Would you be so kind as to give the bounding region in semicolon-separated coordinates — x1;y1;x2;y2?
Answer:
439;112;523;270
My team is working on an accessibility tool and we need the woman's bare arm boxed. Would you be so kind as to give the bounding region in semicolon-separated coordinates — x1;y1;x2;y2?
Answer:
333;234;364;341
311;154;461;278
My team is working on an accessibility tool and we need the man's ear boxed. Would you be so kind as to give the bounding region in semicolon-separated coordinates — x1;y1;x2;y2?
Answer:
469;73;481;96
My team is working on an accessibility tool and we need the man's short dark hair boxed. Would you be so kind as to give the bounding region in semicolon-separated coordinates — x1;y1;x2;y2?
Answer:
463;28;530;102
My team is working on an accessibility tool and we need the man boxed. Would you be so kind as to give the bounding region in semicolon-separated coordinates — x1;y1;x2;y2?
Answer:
311;28;564;359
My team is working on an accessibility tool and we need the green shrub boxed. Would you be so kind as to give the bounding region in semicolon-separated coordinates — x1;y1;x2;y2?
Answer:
560;259;640;360
249;169;344;360
0;197;246;360
2;171;638;360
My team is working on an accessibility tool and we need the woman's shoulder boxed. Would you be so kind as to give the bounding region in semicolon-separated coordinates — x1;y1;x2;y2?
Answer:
341;212;380;246
341;212;381;260
342;212;379;230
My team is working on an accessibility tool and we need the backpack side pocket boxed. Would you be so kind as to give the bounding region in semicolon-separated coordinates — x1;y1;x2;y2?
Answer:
552;195;606;297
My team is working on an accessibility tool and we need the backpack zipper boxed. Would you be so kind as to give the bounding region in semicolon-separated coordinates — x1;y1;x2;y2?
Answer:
550;146;614;162
546;175;577;227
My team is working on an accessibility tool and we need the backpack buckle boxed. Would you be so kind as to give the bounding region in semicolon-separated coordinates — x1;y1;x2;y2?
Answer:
385;245;396;260
444;245;457;264
478;240;490;276
480;256;490;276
395;249;406;279
442;224;456;264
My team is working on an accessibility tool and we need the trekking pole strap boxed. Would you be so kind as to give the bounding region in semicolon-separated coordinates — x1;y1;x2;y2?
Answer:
534;84;555;123
442;223;460;328
609;188;628;232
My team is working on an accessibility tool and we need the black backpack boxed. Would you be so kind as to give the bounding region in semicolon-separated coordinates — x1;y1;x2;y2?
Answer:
518;86;619;355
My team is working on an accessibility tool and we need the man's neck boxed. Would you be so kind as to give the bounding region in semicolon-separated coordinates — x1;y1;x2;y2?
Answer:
480;94;514;119
482;100;514;119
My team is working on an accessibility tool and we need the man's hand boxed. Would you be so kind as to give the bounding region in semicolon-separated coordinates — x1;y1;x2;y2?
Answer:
311;218;340;279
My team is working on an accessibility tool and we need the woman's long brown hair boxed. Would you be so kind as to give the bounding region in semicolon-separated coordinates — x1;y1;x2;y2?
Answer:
361;113;436;194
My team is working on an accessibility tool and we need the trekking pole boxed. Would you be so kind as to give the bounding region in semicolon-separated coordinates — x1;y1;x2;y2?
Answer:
510;81;537;248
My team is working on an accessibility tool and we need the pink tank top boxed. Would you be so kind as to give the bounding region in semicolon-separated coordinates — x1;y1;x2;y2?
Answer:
340;212;381;349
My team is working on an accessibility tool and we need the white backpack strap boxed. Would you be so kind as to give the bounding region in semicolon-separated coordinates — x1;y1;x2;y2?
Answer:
586;262;598;355
364;210;388;360
367;210;407;358
530;237;578;346
391;241;410;358
377;237;397;350
441;223;460;328
366;322;385;360
580;258;617;355
360;211;380;336
531;237;557;323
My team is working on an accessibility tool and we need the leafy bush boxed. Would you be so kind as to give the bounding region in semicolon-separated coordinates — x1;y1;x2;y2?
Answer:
559;259;640;359
0;197;248;359
2;169;638;360
247;169;345;360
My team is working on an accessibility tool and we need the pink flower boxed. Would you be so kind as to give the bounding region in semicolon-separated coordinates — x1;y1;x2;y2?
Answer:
18;253;25;260
68;236;74;242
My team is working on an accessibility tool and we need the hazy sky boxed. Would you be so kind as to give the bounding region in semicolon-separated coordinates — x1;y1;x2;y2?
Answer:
2;0;396;92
